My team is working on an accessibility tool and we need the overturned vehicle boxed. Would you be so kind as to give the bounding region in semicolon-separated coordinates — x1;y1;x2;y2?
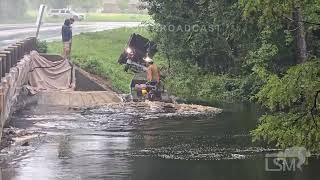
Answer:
118;33;171;102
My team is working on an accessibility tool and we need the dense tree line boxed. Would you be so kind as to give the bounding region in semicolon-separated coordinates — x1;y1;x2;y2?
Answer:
142;0;320;151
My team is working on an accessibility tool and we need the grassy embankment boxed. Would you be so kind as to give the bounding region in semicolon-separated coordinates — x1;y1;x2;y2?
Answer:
48;28;163;93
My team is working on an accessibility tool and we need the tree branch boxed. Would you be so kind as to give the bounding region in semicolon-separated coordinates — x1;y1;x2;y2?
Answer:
292;90;320;129
310;90;320;128
281;14;320;26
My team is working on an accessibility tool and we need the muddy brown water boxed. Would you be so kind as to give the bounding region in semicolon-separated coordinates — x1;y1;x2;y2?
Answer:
0;102;319;180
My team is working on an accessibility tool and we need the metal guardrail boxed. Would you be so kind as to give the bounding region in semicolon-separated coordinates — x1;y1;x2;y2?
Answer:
0;37;37;78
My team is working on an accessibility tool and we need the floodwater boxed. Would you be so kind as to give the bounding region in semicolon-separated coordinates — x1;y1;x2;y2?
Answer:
0;102;320;180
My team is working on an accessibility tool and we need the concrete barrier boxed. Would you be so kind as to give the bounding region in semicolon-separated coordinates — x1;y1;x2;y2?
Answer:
0;37;37;138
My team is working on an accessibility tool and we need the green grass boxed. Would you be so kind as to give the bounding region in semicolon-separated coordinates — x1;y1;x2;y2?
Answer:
48;27;151;93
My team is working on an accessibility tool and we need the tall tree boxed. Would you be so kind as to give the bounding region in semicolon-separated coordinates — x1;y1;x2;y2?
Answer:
292;3;307;63
240;0;320;150
239;0;320;64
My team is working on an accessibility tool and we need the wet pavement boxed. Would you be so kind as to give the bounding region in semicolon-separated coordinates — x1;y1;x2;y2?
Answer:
0;22;141;48
0;102;320;180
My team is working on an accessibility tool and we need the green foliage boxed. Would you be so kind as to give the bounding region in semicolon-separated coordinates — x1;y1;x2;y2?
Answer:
239;74;265;100
251;113;316;149
81;57;104;75
36;40;48;53
256;60;320;111
253;60;320;151
239;0;320;21
166;62;242;102
246;28;278;68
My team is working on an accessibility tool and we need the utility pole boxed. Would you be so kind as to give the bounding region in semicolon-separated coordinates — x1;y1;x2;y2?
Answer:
36;4;46;38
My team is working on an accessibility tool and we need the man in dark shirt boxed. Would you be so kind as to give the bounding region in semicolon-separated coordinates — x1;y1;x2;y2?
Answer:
62;19;72;59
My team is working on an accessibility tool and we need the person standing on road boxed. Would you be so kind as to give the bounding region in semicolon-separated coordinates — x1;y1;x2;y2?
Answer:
62;19;72;59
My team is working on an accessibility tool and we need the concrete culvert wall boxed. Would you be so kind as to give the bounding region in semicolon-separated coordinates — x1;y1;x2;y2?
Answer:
75;68;108;91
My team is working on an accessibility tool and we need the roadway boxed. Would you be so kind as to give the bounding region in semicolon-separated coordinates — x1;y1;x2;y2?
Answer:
0;22;141;48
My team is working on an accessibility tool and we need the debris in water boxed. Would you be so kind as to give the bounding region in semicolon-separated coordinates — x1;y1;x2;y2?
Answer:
102;101;222;115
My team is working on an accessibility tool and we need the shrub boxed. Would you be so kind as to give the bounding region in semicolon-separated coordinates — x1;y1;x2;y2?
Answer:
36;40;48;53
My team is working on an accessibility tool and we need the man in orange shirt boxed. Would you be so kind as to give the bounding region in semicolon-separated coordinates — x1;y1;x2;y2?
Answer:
145;57;160;83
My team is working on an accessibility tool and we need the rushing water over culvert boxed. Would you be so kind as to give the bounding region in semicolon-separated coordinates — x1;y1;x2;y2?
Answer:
0;102;319;180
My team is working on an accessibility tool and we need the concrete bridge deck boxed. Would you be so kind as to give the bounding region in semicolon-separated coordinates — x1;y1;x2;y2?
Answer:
37;91;121;107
